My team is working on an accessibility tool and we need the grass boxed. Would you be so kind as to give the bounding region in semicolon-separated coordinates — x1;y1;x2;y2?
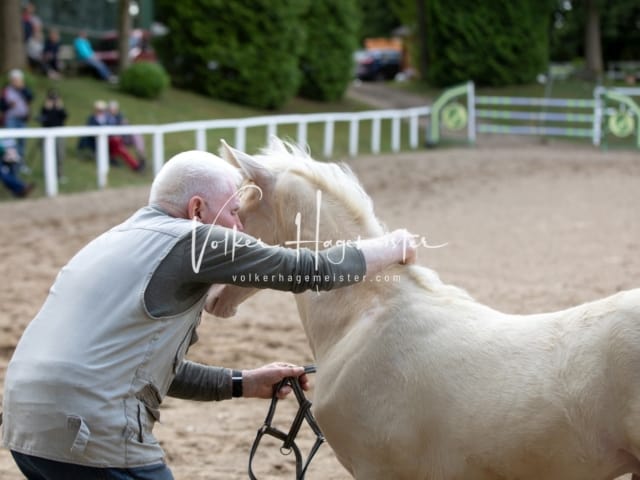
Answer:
2;74;373;201
2;74;637;201
392;75;632;99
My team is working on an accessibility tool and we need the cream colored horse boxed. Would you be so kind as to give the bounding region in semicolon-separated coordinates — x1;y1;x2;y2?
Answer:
209;138;640;480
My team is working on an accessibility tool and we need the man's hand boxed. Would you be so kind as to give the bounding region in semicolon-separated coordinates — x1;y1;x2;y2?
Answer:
241;362;310;399
357;228;418;276
205;284;237;317
205;284;257;318
390;228;418;265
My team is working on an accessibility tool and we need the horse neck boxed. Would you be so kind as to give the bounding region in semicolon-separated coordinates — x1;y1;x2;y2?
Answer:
278;201;386;361
294;280;388;361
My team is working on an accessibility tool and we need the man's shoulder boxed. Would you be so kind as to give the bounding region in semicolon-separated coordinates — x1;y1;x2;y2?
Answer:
119;206;195;238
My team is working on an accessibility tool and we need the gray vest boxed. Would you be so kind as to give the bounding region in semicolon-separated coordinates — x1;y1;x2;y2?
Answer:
3;207;203;467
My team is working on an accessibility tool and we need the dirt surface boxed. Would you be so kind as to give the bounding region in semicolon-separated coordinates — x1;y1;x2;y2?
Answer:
0;81;638;479
0;140;639;479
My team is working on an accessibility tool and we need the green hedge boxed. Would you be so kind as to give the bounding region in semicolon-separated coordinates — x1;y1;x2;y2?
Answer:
155;0;309;109
423;0;553;87
119;62;170;99
297;0;360;102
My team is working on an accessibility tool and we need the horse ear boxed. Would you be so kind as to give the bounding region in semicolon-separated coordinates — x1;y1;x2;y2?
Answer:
267;135;287;153
219;139;273;185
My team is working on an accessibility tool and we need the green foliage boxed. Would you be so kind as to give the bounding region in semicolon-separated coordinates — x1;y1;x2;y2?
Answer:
393;0;555;87
119;61;170;99
551;0;640;62
155;0;310;110
423;0;554;87
357;0;402;44
298;0;360;102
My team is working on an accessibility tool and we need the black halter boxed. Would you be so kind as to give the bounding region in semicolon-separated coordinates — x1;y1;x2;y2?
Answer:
248;365;325;480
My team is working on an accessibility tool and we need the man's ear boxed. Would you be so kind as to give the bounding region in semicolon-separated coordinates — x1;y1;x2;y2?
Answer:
186;195;205;221
220;139;273;187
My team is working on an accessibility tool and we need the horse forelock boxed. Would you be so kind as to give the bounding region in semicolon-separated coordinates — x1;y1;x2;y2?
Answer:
256;140;383;235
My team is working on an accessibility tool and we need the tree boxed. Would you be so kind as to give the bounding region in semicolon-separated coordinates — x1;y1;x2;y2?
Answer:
357;0;402;44
118;0;132;72
415;0;428;81
550;0;638;75
584;0;603;79
0;0;26;74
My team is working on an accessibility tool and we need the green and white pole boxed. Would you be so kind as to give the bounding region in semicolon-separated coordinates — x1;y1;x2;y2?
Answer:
603;90;640;149
427;81;475;147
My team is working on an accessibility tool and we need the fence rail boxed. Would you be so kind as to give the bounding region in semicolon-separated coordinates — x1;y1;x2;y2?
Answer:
0;106;431;197
430;82;640;148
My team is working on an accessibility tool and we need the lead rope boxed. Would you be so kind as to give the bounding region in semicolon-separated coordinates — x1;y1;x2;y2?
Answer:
248;365;325;480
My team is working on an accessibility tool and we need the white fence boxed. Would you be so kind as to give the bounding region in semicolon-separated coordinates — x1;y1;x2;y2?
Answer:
0;106;431;197
3;82;639;199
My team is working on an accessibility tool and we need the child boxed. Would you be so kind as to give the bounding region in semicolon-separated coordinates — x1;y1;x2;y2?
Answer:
38;88;68;180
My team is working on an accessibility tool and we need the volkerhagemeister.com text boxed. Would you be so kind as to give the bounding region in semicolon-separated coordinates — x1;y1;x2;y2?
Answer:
230;273;401;284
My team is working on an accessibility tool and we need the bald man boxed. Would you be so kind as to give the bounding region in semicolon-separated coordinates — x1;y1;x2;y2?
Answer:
3;149;416;479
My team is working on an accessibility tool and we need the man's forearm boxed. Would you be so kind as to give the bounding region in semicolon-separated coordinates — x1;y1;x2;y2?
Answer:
167;361;232;401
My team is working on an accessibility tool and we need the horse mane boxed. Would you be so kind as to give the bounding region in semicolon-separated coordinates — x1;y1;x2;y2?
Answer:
256;138;384;235
408;266;475;302
256;138;474;303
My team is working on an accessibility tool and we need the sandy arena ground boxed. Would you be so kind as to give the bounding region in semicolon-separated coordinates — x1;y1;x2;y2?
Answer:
0;141;639;479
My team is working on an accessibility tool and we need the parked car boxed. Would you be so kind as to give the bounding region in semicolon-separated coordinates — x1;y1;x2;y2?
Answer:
355;49;402;81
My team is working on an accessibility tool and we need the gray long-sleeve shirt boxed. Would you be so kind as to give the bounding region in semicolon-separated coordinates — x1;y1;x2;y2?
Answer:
149;206;366;401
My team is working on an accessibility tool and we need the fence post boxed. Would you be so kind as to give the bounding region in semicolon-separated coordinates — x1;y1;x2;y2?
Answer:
409;113;419;149
267;122;277;142
96;134;109;189
592;86;604;146
196;128;207;151
348;119;359;157
323;119;334;158
467;81;476;144
43;134;58;197
602;90;640;149
235;125;246;152
153;131;164;176
371;116;381;154
391;115;401;152
297;122;307;147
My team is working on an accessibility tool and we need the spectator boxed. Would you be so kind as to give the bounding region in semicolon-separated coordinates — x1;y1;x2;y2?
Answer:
129;29;155;62
108;100;146;168
77;99;108;157
77;100;143;172
0;140;35;198
73;30;117;83
26;21;60;79
43;28;63;77
38;88;68;181
0;69;33;164
21;2;39;44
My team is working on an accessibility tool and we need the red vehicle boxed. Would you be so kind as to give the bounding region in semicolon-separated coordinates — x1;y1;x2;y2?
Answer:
93;29;156;66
